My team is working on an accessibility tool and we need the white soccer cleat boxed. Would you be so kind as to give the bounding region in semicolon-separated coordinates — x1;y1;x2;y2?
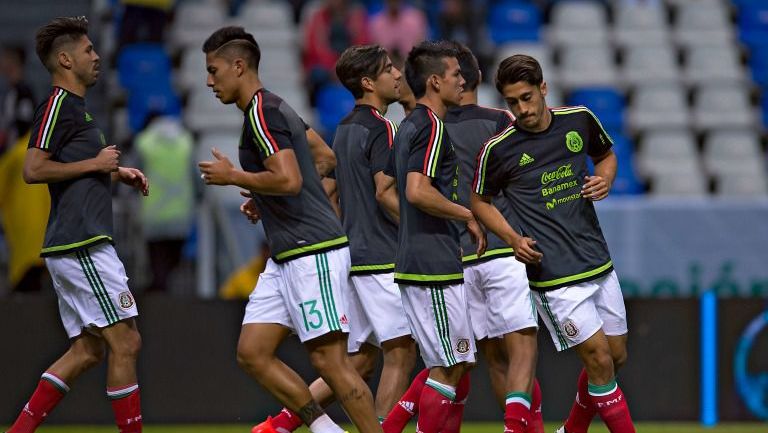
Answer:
555;426;567;433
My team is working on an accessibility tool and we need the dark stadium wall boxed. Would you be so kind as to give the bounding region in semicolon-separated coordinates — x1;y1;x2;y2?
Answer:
1;296;765;424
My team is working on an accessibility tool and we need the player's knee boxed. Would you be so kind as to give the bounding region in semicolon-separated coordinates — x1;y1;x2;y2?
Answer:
612;348;628;370
111;330;142;360
236;340;272;374
73;343;106;368
586;349;615;376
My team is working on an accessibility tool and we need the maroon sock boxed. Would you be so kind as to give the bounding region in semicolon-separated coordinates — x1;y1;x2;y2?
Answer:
8;373;68;433
504;392;532;433
414;381;454;433
441;372;470;433
589;381;636;433
382;368;429;433
271;408;304;432
564;369;597;433
108;384;143;433
525;378;544;433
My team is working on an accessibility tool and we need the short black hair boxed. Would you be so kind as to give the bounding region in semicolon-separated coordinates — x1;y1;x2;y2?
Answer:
404;41;459;99
335;45;389;99
451;42;480;91
495;54;543;93
35;16;89;72
202;26;261;72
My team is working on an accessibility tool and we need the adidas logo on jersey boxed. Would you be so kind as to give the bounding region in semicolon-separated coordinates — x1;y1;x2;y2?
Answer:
399;400;416;414
85;112;93;122
519;153;535;166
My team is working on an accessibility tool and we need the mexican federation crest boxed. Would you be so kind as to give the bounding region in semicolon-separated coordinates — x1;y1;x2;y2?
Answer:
118;291;135;310
565;131;583;153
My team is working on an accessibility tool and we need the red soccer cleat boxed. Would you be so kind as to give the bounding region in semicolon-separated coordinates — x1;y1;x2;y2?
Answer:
251;416;279;433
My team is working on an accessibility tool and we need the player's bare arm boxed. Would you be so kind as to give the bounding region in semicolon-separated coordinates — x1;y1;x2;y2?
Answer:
23;145;119;184
322;177;341;217
407;171;486;255
113;167;149;196
471;192;542;264
582;149;617;201
306;126;336;177
374;171;399;223
199;147;303;196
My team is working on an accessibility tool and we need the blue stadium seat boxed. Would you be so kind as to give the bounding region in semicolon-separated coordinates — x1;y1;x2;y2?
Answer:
738;3;768;50
748;45;768;87
128;86;181;132
567;87;625;132
315;84;355;142
117;43;172;92
607;132;644;195
489;1;541;44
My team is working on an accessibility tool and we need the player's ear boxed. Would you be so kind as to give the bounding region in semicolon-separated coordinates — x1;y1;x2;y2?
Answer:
540;81;548;98
361;76;375;93
57;51;72;70
429;74;440;92
233;58;245;77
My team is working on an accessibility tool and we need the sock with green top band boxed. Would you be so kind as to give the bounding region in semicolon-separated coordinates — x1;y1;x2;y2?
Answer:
425;378;456;400
588;377;636;433
504;391;532;433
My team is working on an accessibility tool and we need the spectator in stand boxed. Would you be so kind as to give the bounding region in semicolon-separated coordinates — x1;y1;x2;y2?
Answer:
302;0;369;105
134;113;194;293
0;45;35;156
369;0;428;65
436;0;494;74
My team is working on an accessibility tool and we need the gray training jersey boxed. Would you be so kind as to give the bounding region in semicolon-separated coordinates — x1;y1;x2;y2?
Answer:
474;106;614;291
239;88;347;263
393;104;463;286
444;104;515;265
28;87;113;257
333;105;398;275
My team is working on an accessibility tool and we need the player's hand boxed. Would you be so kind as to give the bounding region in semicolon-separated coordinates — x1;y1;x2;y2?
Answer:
513;236;543;264
198;148;235;185
94;145;120;173
467;217;487;257
239;191;260;223
117;167;149;196
582;175;610;201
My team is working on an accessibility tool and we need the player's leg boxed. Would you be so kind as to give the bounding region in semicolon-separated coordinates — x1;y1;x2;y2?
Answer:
354;273;417;418
305;331;381;433
241;259;344;433
482;257;541;433
477;338;509;408
377;335;417;417
100;319;143;433
399;283;476;433
381;368;429;433
8;332;105;433
283;248;380;433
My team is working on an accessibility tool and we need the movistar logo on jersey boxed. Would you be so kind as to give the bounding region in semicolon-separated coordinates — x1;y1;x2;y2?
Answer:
519;153;535;166
85;112;93;122
566;130;583;153
541;163;574;184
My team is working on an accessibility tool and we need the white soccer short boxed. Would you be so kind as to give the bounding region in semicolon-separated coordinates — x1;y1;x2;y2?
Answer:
399;283;476;368
243;247;351;342
45;243;139;338
465;256;538;340
534;270;628;352
346;272;411;353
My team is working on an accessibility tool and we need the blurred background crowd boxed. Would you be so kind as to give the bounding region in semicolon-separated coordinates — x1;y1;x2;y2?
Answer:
0;0;766;299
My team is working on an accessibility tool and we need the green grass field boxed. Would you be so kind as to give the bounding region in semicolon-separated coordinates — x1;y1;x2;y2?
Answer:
6;423;766;433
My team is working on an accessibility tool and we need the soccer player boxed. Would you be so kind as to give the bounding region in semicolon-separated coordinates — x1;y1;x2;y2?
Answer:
253;44;417;433
390;41;485;433
471;54;635;433
444;43;543;433
9;16;148;433
197;27;381;433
